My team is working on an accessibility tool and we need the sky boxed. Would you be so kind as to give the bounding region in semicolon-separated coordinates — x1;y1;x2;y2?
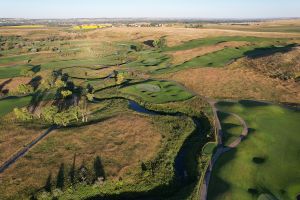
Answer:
0;0;300;19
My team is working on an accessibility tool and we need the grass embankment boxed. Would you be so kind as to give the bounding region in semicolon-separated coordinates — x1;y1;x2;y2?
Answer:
217;111;243;146
208;100;300;200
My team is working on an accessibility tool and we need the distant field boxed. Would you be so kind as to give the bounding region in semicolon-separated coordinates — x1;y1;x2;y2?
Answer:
208;101;300;200
0;25;45;29
73;24;111;30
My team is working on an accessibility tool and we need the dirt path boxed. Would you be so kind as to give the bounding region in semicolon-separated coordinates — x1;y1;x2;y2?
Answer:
0;126;56;173
200;99;248;200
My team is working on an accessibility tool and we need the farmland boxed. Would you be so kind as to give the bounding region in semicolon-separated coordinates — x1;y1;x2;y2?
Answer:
0;19;299;200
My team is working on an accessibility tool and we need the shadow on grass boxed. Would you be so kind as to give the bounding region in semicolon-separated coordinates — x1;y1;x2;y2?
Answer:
44;173;52;192
93;156;105;181
207;149;238;200
244;43;297;59
238;100;269;107
216;101;236;108
56;163;65;189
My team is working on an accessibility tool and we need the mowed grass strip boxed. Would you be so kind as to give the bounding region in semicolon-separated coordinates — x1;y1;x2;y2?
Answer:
120;80;194;103
208;101;300;200
0;96;32;117
163;36;283;52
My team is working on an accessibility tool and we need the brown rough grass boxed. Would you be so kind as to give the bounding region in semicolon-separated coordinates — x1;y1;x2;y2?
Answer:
0;122;45;165
0;113;161;199
0;77;32;93
167;67;300;103
85;27;300;47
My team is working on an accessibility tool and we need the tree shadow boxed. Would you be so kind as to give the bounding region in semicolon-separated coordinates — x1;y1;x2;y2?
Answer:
56;163;65;189
238;100;269;108
143;40;155;47
69;154;76;185
216;101;236;108
207;149;238;199
0;79;11;95
29;76;42;90
30;65;41;73
244;43;297;59
44;173;52;192
93;156;106;181
29;90;48;113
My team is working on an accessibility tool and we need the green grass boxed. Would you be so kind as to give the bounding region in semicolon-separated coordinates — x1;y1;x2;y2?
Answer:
163;36;284;52
155;43;295;74
208;100;300;200
202;142;217;155
0;54;31;65
0;96;32;117
217;111;243;146
120;80;194;104
155;46;255;73
125;50;171;72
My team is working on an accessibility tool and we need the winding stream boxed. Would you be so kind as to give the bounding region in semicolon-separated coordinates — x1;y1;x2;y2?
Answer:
128;100;200;181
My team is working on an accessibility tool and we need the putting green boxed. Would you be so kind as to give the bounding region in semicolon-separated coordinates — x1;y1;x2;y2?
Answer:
120;80;194;103
208;100;300;200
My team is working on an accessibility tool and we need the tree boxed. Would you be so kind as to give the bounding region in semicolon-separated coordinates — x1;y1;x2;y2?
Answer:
53;111;72;126
68;106;80;122
40;79;52;90
86;93;94;101
14;107;33;121
54;79;65;88
41;106;59;123
18;84;34;94
60;90;72;98
153;37;166;49
20;69;34;77
115;71;125;85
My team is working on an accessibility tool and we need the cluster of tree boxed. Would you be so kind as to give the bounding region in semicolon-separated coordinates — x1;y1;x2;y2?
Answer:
13;105;82;127
115;71;125;85
13;107;33;121
153;37;166;49
184;23;203;29
41;105;80;126
39;155;105;199
17;84;34;95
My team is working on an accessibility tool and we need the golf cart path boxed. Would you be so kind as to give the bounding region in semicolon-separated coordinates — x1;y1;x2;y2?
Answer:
200;99;248;200
0;126;56;174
